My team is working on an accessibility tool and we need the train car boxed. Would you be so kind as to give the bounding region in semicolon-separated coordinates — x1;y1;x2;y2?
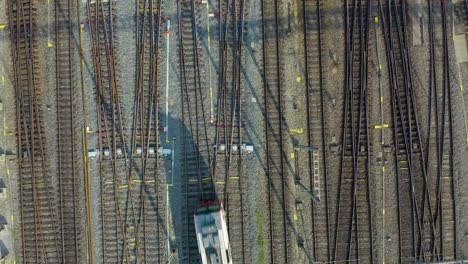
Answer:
194;201;232;264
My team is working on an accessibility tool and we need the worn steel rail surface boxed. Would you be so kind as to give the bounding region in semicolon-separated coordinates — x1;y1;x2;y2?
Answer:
302;0;331;262
212;0;250;262
261;0;289;262
10;0;62;262
177;0;214;262
87;0;130;262
333;1;374;263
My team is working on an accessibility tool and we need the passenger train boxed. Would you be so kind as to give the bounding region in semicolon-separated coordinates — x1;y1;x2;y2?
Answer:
194;201;232;264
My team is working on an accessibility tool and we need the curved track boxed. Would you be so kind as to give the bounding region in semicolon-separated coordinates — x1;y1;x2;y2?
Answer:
10;0;62;262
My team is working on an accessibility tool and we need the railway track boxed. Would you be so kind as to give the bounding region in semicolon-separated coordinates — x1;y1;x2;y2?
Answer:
87;0;131;262
177;0;214;262
425;0;457;261
261;0;289;262
121;0;167;262
333;0;374;263
212;0;250;262
55;0;81;261
10;0;62;262
302;0;331;262
378;0;443;262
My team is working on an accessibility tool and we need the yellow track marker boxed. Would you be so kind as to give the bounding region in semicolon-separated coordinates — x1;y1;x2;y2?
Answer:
0;24;6;29
105;181;114;185
296;76;301;82
118;185;128;189
291;153;295;159
216;181;225;185
374;16;379;23
374;124;389;129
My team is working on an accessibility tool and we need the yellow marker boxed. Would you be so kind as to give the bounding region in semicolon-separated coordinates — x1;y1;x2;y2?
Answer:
6;169;10;175
379;64;383;70
47;42;53;48
382;166;385;172
382;209;385;215
374;16;379;23
146;180;155;183
129;226;135;230
293;214;298;220
374;124;389;129
380;96;384;102
11;215;14;222
132;179;142;183
119;185;128;189
230;176;239;180
294;11;298;17
296;76;301;82
0;24;6;29
1;75;4;81
291;153;295;159
208;35;211;41
216;181;225;185
460;85;464;91
202;177;212;181
290;128;303;134
105;181;114;185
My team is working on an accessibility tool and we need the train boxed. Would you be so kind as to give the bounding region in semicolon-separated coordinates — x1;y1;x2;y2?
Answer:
194;201;232;264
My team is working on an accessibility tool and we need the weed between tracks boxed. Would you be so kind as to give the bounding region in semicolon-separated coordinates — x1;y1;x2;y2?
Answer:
256;210;264;264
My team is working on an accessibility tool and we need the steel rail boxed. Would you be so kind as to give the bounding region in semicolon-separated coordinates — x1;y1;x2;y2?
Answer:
55;0;80;260
302;0;331;262
333;1;373;262
10;0;62;262
261;0;288;262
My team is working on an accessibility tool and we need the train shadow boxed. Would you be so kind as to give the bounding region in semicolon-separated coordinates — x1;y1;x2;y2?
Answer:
162;114;217;263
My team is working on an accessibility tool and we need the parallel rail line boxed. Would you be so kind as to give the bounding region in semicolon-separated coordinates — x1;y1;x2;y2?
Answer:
177;0;214;262
55;0;81;261
302;0;331;262
261;0;289;262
